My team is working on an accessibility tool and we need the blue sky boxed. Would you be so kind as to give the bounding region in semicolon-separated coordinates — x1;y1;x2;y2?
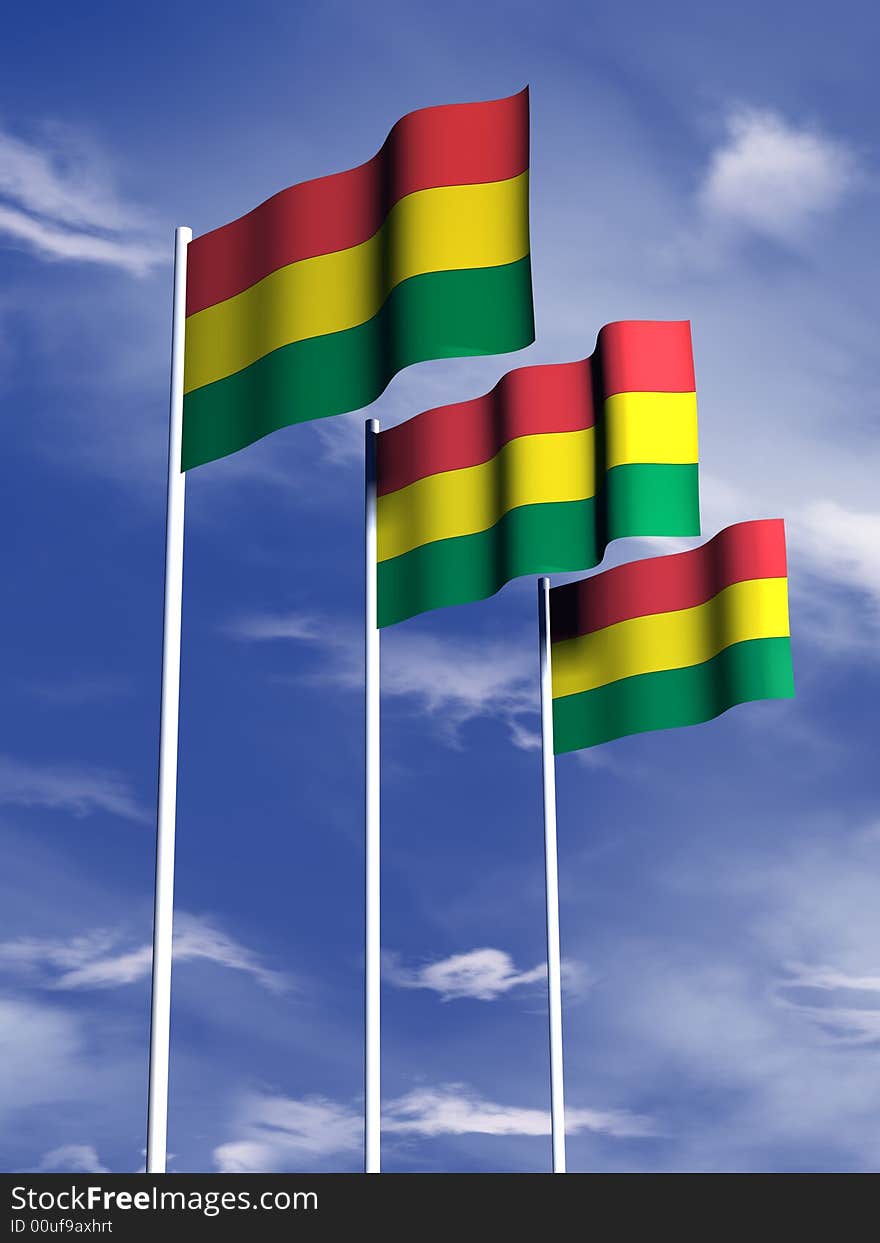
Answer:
1;0;878;1173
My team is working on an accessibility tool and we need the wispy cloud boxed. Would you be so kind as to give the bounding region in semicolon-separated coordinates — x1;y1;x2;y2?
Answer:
383;946;591;1002
797;502;880;598
214;1096;363;1171
23;674;132;707
791;501;880;647
0;754;149;824
0;997;86;1124
311;411;365;466
379;631;536;747
774;963;880;1046
592;821;880;1168
386;1086;656;1140
0;124;162;275
384;948;547;1001
228;612;539;748
777;1004;880;1046
699;107;858;242
31;1144;109;1174
213;1085;656;1171
0;913;288;994
782;964;880;994
226;613;323;642
0;994;154;1164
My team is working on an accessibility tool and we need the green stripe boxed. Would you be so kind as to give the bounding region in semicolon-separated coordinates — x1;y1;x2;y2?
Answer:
377;463;699;627
552;636;795;753
182;257;534;470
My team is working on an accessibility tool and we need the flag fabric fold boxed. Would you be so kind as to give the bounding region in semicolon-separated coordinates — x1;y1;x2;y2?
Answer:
181;89;534;470
376;320;700;626
550;518;795;753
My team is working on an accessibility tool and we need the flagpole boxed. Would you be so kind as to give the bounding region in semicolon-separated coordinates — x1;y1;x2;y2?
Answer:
146;225;191;1174
538;576;566;1173
364;417;381;1173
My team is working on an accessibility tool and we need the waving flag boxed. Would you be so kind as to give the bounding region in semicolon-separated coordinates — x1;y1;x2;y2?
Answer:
550;519;795;753
181;89;534;469
376;320;700;626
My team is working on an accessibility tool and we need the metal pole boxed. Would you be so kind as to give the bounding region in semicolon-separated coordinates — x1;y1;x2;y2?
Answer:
538;576;566;1172
364;418;381;1172
146;225;191;1174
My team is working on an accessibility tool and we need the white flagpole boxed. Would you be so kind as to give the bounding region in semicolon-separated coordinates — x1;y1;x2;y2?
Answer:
146;225;191;1174
538;576;566;1173
364;417;381;1172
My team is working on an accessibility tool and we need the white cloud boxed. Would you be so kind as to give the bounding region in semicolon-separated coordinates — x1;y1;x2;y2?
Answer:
0;755;149;824
0;998;86;1123
226;612;322;642
773;963;880;1047
54;945;154;989
776;1001;880;1047
0;125;162;275
384;948;547;1001
587;823;880;1169
0;929;118;978
169;916;288;994
214;1096;363;1172
386;1086;656;1141
782;964;880;994
0;204;162;275
230;613;539;749
213;1085;655;1170
384;947;591;1003
0;126;138;231
773;498;880;655
0;996;155;1169
32;1144;109;1173
792;500;880;631
0;913;287;994
700;108;857;241
380;631;536;747
311;411;366;466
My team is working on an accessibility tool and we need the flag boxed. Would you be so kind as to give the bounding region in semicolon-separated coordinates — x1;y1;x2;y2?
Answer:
181;90;534;470
376;320;700;626
550;519;795;753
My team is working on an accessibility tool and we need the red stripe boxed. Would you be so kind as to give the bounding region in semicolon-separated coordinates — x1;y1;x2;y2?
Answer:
377;360;594;497
597;320;695;396
376;320;695;496
186;89;530;317
550;520;788;642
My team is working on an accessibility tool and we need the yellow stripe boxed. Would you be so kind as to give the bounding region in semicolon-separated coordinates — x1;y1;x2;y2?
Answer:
552;577;791;699
376;396;699;562
377;429;596;563
604;391;698;467
183;172;530;394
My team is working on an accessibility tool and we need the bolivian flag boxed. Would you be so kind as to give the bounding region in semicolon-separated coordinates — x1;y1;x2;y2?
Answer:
181;90;534;470
550;519;795;752
376;320;700;626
